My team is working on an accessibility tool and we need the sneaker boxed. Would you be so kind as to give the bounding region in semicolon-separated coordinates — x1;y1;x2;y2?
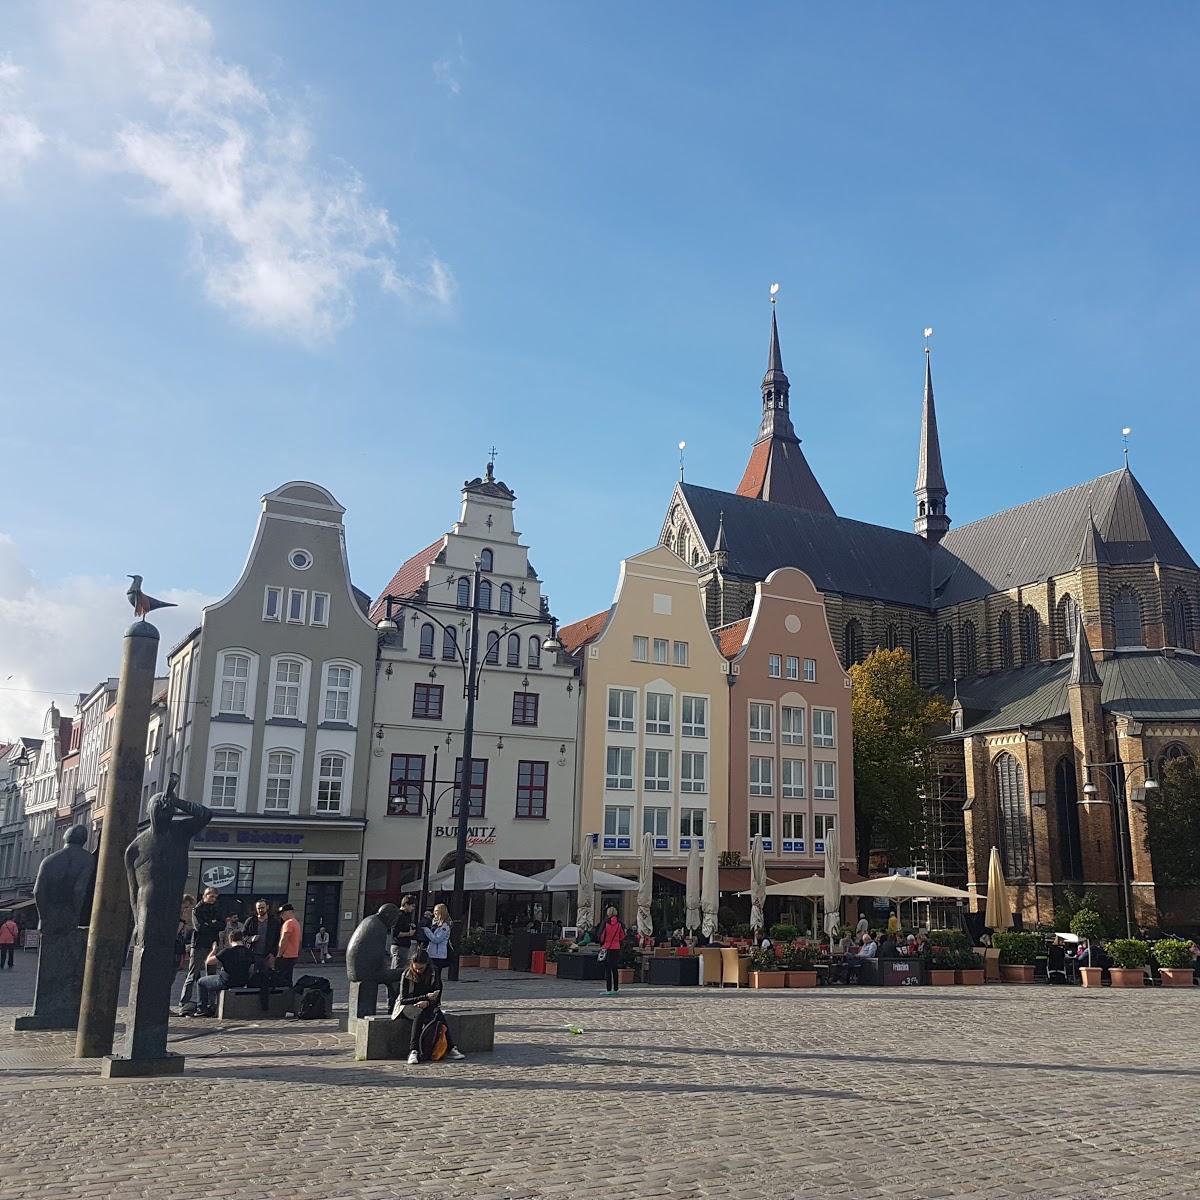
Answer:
407;1050;419;1065
447;1048;466;1060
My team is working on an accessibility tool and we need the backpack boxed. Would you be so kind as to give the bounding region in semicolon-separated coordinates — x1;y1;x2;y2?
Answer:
418;1009;450;1061
293;975;332;995
297;989;328;1019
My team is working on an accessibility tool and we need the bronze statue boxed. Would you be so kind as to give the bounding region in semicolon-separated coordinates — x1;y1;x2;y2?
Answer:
121;775;212;1062
346;904;407;1023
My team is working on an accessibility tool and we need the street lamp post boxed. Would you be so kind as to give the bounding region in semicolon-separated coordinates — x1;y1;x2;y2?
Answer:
1082;758;1158;939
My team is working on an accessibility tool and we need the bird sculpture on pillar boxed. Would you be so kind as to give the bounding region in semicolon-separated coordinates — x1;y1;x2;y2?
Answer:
126;575;177;620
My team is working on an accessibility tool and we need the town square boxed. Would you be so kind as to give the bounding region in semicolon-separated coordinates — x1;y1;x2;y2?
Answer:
1;3;1199;1198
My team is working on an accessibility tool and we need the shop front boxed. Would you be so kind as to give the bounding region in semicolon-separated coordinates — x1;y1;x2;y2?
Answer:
188;816;366;951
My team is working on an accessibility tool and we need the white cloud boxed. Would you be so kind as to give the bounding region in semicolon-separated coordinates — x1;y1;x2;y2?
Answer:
0;56;44;188
45;0;453;341
433;58;462;97
0;534;214;742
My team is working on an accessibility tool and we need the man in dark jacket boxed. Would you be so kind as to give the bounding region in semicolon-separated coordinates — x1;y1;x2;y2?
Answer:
194;930;254;1016
242;899;282;1012
390;895;417;970
179;886;224;1012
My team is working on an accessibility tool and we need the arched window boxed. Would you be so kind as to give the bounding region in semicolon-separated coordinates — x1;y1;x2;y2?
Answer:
322;663;355;723
442;626;458;661
478;580;492;611
909;628;920;681
1020;605;1040;664
218;652;251;715
886;624;899;651
480;548;494;573
994;752;1029;880
499;583;513;614
998;611;1014;669
209;747;241;810
842;619;864;669
941;626;955;682
507;633;521;667
1112;586;1144;647
963;621;978;676
315;752;347;813
456;577;471;609
485;631;500;665
419;623;435;658
271;657;304;719
264;750;295;812
1055;594;1079;657
528;636;542;670
1054;756;1082;881
1169;588;1192;650
1158;742;1196;776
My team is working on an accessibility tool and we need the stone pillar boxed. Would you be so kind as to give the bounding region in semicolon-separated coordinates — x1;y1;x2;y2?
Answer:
1068;673;1117;898
76;621;159;1060
1116;721;1158;930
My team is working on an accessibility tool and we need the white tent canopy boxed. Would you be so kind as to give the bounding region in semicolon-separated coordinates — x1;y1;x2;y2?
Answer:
402;863;547;894
529;863;639;892
842;876;973;901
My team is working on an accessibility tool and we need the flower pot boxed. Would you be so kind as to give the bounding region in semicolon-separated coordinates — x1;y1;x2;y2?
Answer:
786;970;817;988
496;957;511;971
618;968;634;984
479;955;497;970
544;961;557;976
928;969;957;986
1159;968;1195;988
749;970;788;989
1080;967;1103;987
458;955;480;968
956;969;984;985
1109;967;1145;988
1000;964;1035;984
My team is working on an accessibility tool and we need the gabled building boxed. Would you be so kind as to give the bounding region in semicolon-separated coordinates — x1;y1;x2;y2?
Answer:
20;706;72;885
0;738;40;903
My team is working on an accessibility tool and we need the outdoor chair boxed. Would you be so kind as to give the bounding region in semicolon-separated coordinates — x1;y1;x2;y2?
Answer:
720;947;749;988
1045;945;1068;984
697;946;722;986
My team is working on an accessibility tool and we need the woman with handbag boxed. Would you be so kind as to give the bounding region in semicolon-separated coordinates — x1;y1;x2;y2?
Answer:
597;906;625;995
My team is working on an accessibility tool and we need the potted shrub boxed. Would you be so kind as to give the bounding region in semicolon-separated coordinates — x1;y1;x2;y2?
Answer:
1152;937;1196;987
544;940;562;977
994;931;1041;982
495;934;512;972
748;946;787;989
457;930;482;969
928;942;958;986
769;923;799;944
1069;908;1106;943
784;942;818;988
1106;938;1148;988
955;949;985;985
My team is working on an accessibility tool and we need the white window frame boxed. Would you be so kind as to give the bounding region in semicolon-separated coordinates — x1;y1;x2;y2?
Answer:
782;758;806;799
607;688;635;733
749;702;774;743
263;749;295;813
645;691;672;736
812;709;836;748
673;640;689;667
605;746;634;790
782;811;805;846
804;658;817;683
321;661;358;725
632;636;648;662
814;813;836;850
209;746;242;810
310;591;330;627
270;657;304;719
643;805;670;838
314;752;349;814
652;637;669;665
750;811;773;840
263;586;282;622
749;755;774;796
781;705;805;746
814;760;837;801
785;656;799;680
604;805;632;837
217;651;253;716
768;653;782;678
681;750;707;794
643;748;671;792
680;807;706;839
681;695;707;738
286;588;307;624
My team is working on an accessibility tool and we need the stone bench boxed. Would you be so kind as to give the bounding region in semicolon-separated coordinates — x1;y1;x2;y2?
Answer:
217;987;295;1019
355;1011;496;1061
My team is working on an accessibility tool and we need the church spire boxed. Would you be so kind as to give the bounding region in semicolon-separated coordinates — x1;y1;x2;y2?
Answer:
914;332;950;541
1069;609;1101;687
758;306;795;441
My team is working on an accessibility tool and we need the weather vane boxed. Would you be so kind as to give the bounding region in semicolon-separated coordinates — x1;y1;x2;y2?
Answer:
488;445;498;467
769;282;780;306
678;440;687;482
1121;426;1131;467
924;326;934;355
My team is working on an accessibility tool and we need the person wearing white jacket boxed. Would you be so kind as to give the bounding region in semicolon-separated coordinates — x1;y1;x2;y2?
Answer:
422;902;452;982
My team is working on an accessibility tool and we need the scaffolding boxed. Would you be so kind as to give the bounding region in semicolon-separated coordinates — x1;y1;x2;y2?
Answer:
917;742;969;889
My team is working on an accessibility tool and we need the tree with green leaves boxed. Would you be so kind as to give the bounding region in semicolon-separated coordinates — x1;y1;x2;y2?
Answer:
1145;756;1200;887
849;648;951;877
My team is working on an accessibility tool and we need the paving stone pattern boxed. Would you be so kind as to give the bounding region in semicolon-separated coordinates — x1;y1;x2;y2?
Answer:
0;951;1196;1199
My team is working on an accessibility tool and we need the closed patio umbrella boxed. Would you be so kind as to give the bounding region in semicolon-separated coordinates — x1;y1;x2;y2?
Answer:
749;835;767;937
685;837;701;933
822;826;842;939
700;820;719;940
577;833;595;934
637;832;654;938
984;846;1009;930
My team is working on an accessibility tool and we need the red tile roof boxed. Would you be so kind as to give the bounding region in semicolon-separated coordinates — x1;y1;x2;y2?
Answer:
559;609;610;654
370;536;447;622
715;618;750;660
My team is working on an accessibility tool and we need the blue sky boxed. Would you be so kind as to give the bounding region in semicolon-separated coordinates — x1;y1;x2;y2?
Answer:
1;2;1197;736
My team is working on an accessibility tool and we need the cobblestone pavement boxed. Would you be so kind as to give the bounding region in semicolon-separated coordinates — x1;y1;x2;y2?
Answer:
0;950;1197;1199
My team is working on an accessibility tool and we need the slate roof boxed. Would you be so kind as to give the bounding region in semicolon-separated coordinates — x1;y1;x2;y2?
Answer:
682;467;1194;611
943;651;1200;735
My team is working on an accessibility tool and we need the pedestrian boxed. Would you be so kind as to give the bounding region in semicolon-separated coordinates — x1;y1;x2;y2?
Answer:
315;925;331;964
179;886;223;1013
855;913;869;936
390;895;417;969
242;899;281;1012
275;903;301;988
176;894;195;972
0;913;18;968
194;929;254;1016
422;902;452;981
598;905;625;995
392;947;465;1064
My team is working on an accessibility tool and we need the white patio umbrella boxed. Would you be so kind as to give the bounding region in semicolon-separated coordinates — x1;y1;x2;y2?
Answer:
685;838;701;933
822;826;842;939
577;833;595;934
401;862;547;893
700;820;720;940
841;875;975;901
529;863;638;892
738;875;827;898
637;832;654;938
749;835;767;937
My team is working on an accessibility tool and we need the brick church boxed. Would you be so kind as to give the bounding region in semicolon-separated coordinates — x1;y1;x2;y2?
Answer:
660;309;1200;930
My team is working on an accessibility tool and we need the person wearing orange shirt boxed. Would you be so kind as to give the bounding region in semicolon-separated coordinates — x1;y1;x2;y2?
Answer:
0;914;19;969
276;903;302;988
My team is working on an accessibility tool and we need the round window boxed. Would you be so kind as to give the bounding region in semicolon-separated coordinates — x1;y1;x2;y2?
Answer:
289;549;313;571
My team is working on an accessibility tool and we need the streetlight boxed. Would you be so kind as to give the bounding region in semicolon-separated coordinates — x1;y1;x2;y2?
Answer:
1082;758;1158;938
376;557;562;980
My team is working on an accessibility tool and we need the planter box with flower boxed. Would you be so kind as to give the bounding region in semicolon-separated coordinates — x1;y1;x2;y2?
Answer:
955;949;985;985
1069;909;1108;986
994;932;1041;983
784;942;818;988
1152;938;1196;987
928;944;958;986
544;941;565;977
748;946;787;989
1107;938;1148;988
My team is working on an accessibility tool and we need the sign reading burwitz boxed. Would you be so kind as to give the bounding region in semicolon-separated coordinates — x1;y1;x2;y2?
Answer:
434;825;497;845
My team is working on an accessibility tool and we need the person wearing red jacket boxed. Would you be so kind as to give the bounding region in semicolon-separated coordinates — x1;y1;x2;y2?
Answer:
598;907;625;995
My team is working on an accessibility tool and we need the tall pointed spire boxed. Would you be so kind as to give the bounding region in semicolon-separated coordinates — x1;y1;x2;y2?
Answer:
1078;511;1107;566
712;511;729;569
758;305;795;441
914;332;950;541
1069;609;1101;687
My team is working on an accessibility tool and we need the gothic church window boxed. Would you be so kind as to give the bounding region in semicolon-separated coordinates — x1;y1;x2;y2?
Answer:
998;612;1014;669
886;624;899;651
994;752;1030;880
1159;742;1195;775
1054;757;1083;881
941;626;955;682
1111;586;1144;647
842;619;864;669
909;628;920;681
1020;606;1040;664
963;622;978;676
1055;594;1079;657
1169;588;1192;650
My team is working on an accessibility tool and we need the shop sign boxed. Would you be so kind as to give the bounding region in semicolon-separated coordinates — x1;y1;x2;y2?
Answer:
201;864;237;890
434;825;497;845
195;829;305;846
